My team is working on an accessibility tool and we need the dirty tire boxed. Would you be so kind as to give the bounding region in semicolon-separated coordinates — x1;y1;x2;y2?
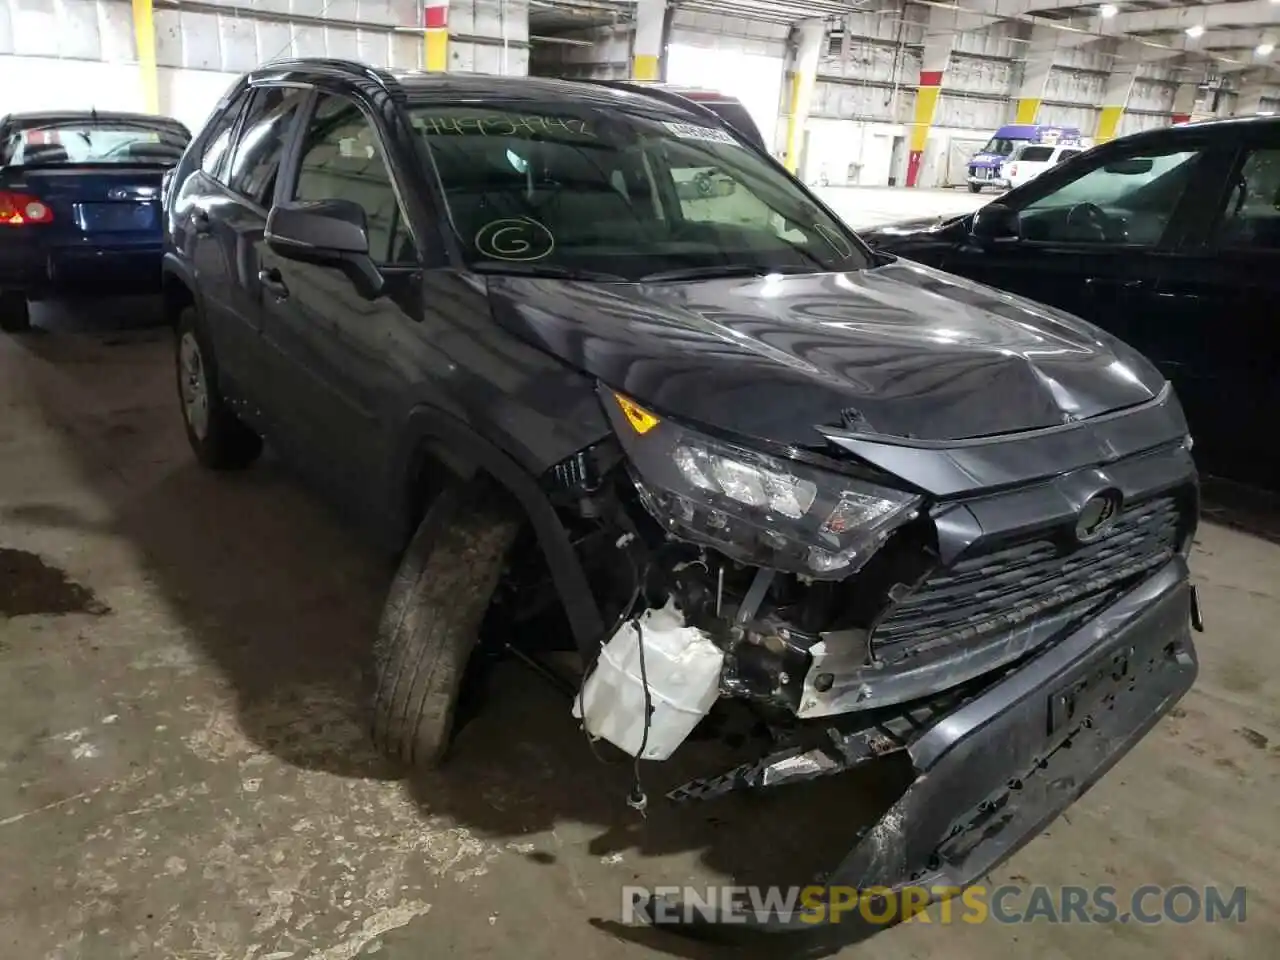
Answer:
372;482;520;768
176;306;262;470
0;292;30;333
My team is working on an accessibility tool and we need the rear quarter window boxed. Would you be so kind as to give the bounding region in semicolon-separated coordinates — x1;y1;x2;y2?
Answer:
199;89;251;181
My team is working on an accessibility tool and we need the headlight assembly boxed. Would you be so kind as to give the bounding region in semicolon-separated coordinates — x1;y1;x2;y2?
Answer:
601;387;922;580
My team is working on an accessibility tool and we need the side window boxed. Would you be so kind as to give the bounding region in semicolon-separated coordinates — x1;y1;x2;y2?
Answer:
199;90;250;180
1057;149;1081;165
1017;146;1054;163
292;94;415;265
225;86;306;206
1215;147;1280;252
1017;147;1203;246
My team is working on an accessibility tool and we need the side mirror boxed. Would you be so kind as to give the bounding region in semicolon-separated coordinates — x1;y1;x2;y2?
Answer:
266;199;383;300
971;202;1021;243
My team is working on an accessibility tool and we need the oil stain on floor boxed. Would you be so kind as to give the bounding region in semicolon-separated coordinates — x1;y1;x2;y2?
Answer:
0;547;110;619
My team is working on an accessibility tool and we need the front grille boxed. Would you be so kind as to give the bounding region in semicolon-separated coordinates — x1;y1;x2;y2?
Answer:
871;495;1183;659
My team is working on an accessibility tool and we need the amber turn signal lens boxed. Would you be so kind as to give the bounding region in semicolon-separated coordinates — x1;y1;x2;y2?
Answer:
613;392;661;435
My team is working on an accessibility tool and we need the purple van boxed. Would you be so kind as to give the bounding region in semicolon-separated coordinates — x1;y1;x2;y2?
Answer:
967;123;1083;193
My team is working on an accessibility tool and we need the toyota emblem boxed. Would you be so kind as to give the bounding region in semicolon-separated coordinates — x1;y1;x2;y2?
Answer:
1075;492;1121;543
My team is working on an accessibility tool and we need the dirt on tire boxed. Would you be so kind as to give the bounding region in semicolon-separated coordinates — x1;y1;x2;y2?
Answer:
371;483;520;768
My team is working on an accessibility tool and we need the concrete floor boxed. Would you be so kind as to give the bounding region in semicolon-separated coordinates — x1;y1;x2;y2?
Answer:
1;223;1278;959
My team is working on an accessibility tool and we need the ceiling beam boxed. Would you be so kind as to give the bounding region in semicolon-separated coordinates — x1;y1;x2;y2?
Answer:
1106;0;1280;37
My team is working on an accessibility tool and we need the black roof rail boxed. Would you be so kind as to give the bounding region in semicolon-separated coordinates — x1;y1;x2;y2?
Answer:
257;57;406;101
565;77;739;130
565;77;771;154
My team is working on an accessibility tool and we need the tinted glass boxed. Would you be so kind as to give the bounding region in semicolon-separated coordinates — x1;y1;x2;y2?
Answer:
1017;147;1202;245
1;119;189;167
1216;147;1280;251
293;94;414;265
982;138;1019;156
226;86;306;205
412;104;868;281
201;90;250;179
1018;146;1054;162
698;101;764;148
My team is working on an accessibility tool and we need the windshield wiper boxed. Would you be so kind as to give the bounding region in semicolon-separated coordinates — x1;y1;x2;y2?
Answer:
639;263;817;283
468;260;627;282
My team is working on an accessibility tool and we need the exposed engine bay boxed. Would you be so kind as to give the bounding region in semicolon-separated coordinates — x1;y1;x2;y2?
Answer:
490;388;1199;810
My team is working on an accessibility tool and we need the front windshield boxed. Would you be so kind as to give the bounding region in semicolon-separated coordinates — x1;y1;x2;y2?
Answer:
410;104;869;280
1;120;189;167
981;137;1020;157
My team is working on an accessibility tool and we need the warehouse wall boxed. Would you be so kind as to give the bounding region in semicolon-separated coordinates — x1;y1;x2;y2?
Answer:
531;10;786;152
531;23;631;79
1;0;529;136
0;0;144;115
805;5;1202;188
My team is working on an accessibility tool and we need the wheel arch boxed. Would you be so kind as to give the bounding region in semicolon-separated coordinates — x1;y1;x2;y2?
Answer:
160;253;199;328
396;404;606;661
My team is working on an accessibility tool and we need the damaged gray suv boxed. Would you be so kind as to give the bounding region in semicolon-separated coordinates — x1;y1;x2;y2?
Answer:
161;59;1203;945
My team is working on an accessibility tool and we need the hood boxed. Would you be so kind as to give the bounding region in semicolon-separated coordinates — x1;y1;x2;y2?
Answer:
860;215;962;245
483;259;1165;448
969;153;1006;165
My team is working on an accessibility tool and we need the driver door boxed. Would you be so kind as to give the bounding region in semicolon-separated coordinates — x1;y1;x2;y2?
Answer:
256;91;422;520
940;135;1232;383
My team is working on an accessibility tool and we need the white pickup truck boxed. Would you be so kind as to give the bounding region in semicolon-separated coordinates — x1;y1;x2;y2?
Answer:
1000;142;1086;189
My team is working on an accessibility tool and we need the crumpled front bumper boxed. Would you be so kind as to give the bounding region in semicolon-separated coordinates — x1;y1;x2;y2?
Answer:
644;558;1198;945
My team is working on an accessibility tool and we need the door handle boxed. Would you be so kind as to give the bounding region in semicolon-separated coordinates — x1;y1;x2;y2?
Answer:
258;268;289;299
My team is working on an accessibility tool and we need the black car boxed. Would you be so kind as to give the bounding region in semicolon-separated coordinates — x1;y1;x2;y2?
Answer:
862;115;1280;492
598;80;768;150
161;59;1201;945
0;110;190;331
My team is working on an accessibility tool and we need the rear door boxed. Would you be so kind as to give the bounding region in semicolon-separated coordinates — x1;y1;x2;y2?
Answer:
177;87;251;377
1146;127;1280;488
196;84;307;402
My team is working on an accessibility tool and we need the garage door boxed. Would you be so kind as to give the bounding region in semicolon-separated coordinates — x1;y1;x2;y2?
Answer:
665;45;784;152
946;139;986;187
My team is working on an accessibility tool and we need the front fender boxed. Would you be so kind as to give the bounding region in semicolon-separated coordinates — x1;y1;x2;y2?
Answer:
392;403;608;660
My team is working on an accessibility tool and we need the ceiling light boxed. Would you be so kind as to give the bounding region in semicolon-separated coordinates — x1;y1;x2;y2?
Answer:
1185;24;1205;38
1099;3;1118;17
1259;42;1276;55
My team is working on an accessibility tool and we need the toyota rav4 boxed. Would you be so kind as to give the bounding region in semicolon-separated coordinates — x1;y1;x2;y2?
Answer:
161;58;1203;945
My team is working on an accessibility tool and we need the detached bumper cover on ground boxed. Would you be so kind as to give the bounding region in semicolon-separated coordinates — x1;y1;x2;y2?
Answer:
642;557;1199;938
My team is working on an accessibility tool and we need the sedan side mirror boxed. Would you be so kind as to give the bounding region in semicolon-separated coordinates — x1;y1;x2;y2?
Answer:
971;202;1021;243
266;199;384;300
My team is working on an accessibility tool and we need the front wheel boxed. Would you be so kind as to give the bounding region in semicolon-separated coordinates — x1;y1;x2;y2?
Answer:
968;183;983;194
175;307;262;470
372;482;520;768
0;292;30;333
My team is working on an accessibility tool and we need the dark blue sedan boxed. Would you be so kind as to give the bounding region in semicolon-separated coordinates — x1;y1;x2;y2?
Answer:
0;110;191;332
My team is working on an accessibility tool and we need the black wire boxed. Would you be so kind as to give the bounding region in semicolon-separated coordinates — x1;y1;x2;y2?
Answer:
629;616;653;813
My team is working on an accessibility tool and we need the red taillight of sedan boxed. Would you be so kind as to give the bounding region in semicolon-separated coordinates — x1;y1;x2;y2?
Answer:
0;191;54;226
